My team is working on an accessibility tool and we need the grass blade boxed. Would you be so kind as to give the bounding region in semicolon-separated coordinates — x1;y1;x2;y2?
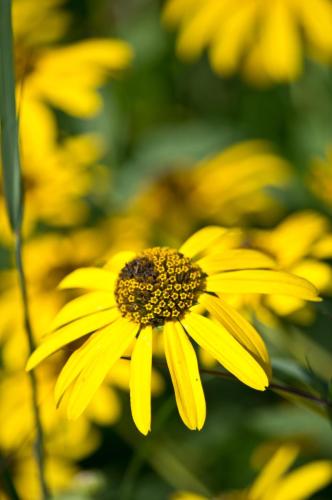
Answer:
0;0;22;231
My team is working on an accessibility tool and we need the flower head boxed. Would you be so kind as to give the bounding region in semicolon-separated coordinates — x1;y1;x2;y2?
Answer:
171;442;332;500
163;0;332;84
27;227;319;434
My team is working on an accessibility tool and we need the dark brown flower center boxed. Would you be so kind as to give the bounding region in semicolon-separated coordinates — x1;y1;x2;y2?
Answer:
115;247;206;327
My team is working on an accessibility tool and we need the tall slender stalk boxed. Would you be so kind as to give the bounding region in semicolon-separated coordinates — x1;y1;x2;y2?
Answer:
0;0;49;497
14;233;50;499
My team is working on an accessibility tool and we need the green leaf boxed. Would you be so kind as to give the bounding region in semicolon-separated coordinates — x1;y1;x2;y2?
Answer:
0;0;22;231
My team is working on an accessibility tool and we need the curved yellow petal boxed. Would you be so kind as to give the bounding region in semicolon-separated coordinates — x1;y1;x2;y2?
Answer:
207;270;320;301
197;249;275;274
67;318;138;419
182;313;269;391
199;294;271;378
51;291;116;330
179;226;227;259
26;309;119;370
269;461;332;500
260;0;301;81
210;1;258;76
249;443;299;499
55;325;120;405
130;326;153;435
59;267;116;291
164;321;206;430
104;251;136;274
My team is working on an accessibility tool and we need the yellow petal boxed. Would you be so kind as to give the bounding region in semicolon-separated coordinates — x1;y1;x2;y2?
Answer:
269;461;332;500
88;385;121;426
67;318;138;419
164;321;206;430
249;443;299;499
104;251;136;273
312;234;332;259
260;0;301;81
130;326;153;435
175;2;229;60
254;211;328;268
207;270;320;301
199;294;271;377
55;325;119;405
291;259;332;292
182;313;269;391
59;267;116;291
210;2;258;75
26;309;120;370
197;249;275;274
51;291;116;330
179;226;227;259
297;0;332;54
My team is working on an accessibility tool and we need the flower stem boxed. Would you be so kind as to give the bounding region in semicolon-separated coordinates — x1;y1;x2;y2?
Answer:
15;231;50;499
200;367;332;408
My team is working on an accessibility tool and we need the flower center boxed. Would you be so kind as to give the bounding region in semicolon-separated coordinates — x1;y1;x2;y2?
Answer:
115;247;206;327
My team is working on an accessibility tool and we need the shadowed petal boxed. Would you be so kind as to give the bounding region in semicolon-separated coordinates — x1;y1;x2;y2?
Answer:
182;312;269;391
130;326;153;435
164;321;206;430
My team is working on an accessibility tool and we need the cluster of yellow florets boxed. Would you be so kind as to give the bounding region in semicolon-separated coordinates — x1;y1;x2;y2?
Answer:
115;247;206;327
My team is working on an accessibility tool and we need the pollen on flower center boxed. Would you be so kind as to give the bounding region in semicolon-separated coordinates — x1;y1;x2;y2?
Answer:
115;247;206;327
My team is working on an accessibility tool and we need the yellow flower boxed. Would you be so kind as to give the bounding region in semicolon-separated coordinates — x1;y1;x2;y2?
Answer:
13;0;133;120
0;134;104;239
252;211;332;321
172;443;332;500
124;140;291;244
27;227;319;435
187;141;291;225
0;368;99;500
163;0;332;84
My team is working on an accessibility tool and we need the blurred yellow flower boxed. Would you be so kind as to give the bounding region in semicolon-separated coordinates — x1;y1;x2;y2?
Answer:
27;227;319;434
14;0;133;113
12;0;132;159
252;211;332;322
0;134;104;238
188;141;291;225
172;443;332;500
0;368;99;500
124;140;291;248
163;0;332;84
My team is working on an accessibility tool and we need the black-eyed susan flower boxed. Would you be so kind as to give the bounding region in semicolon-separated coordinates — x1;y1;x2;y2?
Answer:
171;442;332;500
252;211;332;322
0;134;105;240
12;0;133;158
163;0;332;84
27;227;319;435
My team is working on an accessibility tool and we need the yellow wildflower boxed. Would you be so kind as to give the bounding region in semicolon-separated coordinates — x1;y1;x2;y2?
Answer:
163;0;332;84
124;140;291;247
172;443;332;500
252;211;332;322
13;0;133;121
27;226;319;434
0;134;104;239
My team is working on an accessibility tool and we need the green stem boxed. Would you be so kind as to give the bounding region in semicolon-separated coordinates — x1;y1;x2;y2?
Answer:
0;0;50;496
14;232;50;499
